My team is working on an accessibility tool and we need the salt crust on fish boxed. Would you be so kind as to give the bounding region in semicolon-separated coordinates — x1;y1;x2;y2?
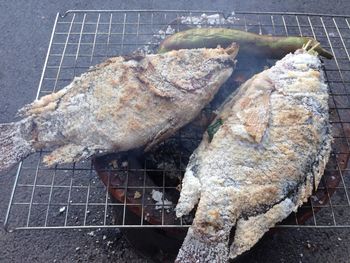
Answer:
176;49;331;262
0;45;238;172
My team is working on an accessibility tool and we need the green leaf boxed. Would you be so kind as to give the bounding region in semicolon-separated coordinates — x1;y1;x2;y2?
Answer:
207;118;223;142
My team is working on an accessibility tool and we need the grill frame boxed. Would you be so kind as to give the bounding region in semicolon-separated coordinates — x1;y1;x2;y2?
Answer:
3;10;350;231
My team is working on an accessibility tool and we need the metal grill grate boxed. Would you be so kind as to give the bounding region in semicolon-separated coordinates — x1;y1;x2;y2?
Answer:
4;10;350;230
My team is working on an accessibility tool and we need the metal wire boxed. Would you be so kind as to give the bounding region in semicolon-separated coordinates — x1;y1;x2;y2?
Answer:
4;10;350;231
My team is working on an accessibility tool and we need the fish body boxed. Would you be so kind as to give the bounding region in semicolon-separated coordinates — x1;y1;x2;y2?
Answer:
0;45;238;172
175;49;331;262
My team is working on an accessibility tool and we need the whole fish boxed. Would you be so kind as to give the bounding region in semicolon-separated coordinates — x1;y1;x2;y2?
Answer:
0;44;238;172
175;48;331;262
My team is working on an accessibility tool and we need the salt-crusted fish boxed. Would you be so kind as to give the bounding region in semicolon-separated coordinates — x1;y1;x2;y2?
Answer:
175;47;331;262
0;44;238;172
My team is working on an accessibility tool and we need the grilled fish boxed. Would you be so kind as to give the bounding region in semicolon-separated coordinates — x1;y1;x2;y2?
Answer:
175;48;331;262
0;44;238;172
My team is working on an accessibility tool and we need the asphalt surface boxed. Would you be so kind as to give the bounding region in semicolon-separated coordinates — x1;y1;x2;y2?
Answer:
1;1;350;262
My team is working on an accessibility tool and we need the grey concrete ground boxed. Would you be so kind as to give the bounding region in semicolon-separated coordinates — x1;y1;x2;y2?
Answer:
1;0;350;262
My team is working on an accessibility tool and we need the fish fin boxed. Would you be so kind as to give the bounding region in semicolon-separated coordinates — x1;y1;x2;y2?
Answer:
43;144;92;166
177;190;236;262
17;87;68;117
175;168;201;217
175;228;229;263
144;117;178;151
229;198;295;259
235;73;274;143
0;120;34;173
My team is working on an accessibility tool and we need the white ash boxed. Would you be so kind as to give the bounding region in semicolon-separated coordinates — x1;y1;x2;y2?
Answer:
87;231;95;237
180;13;239;27
165;25;176;35
151;189;173;210
107;240;114;246
158;25;176;39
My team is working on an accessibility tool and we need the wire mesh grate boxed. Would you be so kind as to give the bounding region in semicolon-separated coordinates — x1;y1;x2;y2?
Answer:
4;10;350;230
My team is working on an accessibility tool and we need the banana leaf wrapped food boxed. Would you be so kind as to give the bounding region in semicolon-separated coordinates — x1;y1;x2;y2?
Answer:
159;28;333;59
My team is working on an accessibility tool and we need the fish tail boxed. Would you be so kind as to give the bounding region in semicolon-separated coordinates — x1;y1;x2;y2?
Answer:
0;119;35;173
175;228;229;263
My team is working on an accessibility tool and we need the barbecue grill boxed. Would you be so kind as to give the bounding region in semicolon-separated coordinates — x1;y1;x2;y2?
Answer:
3;10;350;259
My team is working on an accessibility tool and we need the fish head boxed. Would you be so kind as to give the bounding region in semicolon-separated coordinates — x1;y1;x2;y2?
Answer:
140;44;239;100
